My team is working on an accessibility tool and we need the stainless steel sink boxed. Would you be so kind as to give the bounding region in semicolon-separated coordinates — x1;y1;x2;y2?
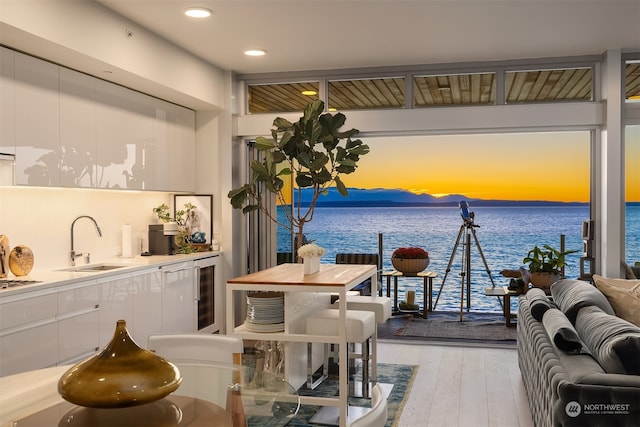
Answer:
58;264;131;272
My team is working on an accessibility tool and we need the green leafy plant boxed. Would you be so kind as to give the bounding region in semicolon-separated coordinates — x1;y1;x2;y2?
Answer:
153;202;196;254
523;245;578;274
228;100;369;255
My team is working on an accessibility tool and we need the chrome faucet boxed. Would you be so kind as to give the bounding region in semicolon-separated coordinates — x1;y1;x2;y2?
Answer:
70;215;102;266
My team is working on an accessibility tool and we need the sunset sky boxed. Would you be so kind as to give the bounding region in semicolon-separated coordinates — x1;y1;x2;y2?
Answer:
339;129;640;203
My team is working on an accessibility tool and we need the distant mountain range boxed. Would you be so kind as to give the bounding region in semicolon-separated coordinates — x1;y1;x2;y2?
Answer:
294;187;591;207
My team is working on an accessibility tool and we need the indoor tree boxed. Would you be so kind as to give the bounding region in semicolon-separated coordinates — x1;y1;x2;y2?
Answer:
228;100;370;256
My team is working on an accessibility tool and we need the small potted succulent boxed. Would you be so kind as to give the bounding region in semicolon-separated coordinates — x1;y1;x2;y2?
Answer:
523;244;578;291
391;247;429;276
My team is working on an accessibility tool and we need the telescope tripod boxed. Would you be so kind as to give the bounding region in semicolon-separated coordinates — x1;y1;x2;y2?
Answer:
434;220;497;321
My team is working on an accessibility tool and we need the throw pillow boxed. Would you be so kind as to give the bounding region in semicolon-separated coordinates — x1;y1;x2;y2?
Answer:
542;308;583;352
526;287;554;321
550;279;615;324
575;305;640;375
592;274;640;327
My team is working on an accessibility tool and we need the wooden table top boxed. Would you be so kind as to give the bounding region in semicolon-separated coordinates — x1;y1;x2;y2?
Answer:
227;263;376;287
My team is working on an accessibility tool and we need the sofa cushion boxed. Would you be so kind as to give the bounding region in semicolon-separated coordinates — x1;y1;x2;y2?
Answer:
526;287;554;321
542;308;583;352
550;279;615;324
592;274;640;327
575;305;640;375
542;308;582;351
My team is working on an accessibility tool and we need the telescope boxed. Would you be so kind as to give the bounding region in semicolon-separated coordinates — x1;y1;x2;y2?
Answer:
459;201;476;226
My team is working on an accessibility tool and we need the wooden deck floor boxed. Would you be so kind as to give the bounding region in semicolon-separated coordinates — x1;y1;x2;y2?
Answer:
378;341;534;427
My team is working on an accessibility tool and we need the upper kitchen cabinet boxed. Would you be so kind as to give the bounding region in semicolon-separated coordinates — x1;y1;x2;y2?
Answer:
59;68;97;188
0;47;15;156
95;79;154;190
4;49;196;192
147;99;196;192
14;51;60;186
172;105;196;192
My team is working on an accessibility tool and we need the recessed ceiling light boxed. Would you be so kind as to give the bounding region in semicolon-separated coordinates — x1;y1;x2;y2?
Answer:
244;49;266;57
185;7;212;18
301;90;317;96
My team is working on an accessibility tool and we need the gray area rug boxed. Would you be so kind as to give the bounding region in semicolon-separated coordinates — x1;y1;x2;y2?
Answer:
264;363;416;427
385;311;517;344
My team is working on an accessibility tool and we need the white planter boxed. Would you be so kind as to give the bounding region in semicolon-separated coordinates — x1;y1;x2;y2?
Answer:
303;256;320;274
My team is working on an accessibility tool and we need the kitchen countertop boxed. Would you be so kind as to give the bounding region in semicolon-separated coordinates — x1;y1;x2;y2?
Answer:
0;251;222;299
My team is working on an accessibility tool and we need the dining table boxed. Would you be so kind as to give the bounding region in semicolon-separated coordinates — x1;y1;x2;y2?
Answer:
0;360;300;427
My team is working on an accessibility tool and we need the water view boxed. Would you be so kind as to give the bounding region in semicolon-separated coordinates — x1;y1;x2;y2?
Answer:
278;205;640;314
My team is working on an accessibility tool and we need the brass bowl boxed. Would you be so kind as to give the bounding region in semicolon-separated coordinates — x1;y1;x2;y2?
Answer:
58;320;182;408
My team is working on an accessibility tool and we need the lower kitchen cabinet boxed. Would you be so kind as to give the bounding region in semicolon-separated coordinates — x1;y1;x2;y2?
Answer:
160;261;197;333
98;273;133;348
0;255;217;377
131;267;162;346
0;291;59;376
57;282;100;364
0;322;58;377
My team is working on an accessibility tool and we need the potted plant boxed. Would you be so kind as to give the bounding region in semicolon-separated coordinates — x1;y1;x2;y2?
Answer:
523;244;578;290
228;100;369;258
391;247;429;276
153;202;196;254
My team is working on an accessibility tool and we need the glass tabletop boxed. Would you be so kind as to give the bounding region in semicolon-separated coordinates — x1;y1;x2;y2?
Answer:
9;360;300;427
174;360;300;426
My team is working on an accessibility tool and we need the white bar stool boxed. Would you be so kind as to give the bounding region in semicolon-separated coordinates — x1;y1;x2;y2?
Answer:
332;295;392;325
306;308;377;398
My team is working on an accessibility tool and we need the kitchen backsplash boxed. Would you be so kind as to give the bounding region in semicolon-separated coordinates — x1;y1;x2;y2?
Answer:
0;187;173;270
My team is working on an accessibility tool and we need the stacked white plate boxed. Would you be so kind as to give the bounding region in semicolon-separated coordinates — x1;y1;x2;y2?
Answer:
245;292;285;332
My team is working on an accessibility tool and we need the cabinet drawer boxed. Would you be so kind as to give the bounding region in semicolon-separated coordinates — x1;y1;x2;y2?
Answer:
0;293;57;332
58;310;100;363
58;284;100;315
0;322;58;376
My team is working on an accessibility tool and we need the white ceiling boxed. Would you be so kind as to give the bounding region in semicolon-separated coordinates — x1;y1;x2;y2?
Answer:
96;0;640;75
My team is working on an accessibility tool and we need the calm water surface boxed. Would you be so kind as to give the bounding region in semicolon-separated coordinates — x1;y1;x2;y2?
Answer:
278;205;640;313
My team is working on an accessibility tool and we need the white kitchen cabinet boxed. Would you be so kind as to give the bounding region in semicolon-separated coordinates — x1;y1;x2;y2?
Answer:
131;267;163;346
172;104;196;192
59;67;97;188
161;261;197;333
57;281;100;364
95;80;154;190
0;47;15;156
98;272;133;347
4;49;196;192
13;51;60;186
0;290;58;376
146;98;173;191
146;100;196;192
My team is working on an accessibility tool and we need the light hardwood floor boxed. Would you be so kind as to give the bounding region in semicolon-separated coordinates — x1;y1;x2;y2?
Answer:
377;340;534;427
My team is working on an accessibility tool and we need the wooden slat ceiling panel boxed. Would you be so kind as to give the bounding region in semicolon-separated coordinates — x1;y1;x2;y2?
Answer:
328;78;404;110
413;74;495;106
626;64;640;98
505;69;592;102
247;64;640;113
248;82;318;113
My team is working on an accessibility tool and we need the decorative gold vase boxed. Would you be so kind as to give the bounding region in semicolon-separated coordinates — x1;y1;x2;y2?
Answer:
58;320;182;408
391;257;429;276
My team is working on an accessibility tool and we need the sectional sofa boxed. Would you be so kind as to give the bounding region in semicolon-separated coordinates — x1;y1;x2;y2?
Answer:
517;277;640;426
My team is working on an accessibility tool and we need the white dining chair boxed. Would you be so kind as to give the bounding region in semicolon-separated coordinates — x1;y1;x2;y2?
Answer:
349;383;388;427
147;333;244;406
147;333;244;364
